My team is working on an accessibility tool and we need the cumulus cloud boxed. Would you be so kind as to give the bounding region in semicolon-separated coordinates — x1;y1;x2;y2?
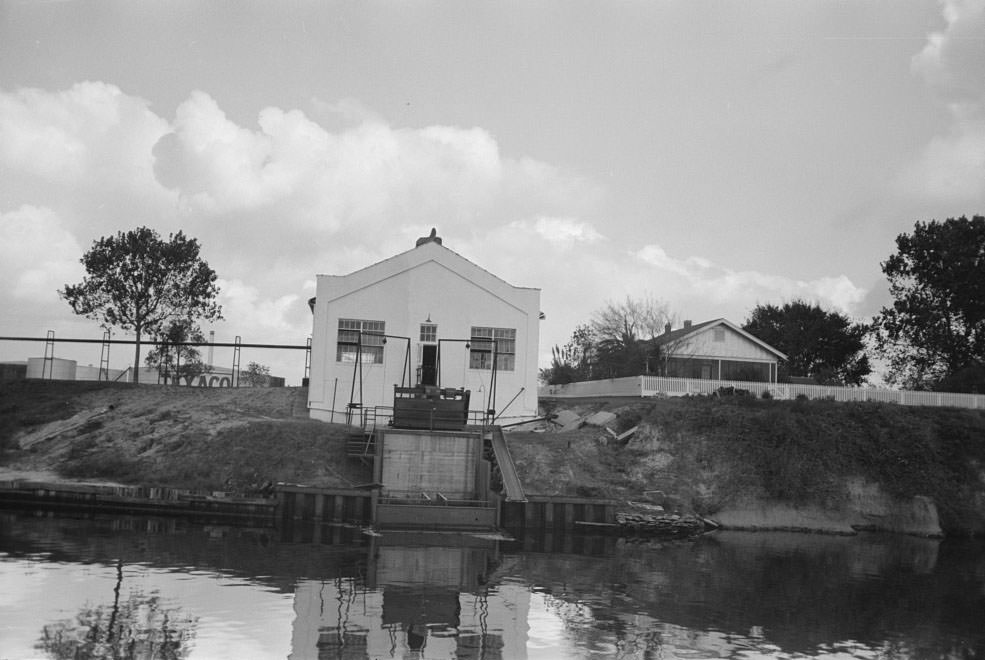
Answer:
152;92;510;231
0;81;169;192
0;82;870;375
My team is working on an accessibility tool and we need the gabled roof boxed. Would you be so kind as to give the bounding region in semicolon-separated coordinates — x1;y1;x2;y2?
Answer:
654;318;787;360
320;232;538;293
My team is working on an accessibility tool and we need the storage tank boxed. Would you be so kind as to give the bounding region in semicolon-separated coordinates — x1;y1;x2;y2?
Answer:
26;357;77;380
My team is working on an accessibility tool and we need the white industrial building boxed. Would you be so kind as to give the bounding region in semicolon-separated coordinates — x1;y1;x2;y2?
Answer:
307;231;541;424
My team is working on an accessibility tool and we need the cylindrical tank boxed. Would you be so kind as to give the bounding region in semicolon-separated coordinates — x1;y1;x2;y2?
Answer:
26;357;77;380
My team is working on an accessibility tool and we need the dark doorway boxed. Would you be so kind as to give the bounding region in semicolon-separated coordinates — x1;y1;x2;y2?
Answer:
420;344;437;386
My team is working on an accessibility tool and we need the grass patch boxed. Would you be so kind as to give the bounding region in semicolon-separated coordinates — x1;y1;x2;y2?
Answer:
635;396;985;531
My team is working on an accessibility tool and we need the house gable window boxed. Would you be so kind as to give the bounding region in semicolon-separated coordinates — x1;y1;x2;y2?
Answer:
713;327;726;342
337;319;385;363
420;323;437;343
469;327;516;371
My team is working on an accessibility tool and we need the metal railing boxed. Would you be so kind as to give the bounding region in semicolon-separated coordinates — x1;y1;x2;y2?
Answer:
347;404;491;432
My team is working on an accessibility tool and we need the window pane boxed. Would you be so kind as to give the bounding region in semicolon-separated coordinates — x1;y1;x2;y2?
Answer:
337;318;385;363
469;326;515;371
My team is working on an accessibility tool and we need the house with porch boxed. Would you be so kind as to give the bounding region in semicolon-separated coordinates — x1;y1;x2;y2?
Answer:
306;230;541;424
654;318;786;383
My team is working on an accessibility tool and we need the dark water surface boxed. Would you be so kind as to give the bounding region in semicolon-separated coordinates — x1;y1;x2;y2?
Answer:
1;510;983;659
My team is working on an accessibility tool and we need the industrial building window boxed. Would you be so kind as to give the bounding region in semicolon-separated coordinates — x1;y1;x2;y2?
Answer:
469;327;516;371
714;327;726;342
337;319;385;363
420;323;437;343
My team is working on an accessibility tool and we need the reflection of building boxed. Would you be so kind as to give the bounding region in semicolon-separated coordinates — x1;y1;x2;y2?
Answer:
306;231;541;423
289;534;529;660
655;319;786;383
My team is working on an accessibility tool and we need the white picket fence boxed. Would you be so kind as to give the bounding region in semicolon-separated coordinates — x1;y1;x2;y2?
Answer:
539;375;985;410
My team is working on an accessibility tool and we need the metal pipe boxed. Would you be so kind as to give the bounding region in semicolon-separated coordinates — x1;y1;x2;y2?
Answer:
0;336;309;349
493;387;525;423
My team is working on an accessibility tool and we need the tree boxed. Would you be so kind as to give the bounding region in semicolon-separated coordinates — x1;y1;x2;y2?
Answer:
540;325;596;385
590;295;670;378
871;216;985;390
743;300;871;385
243;361;271;387
144;319;207;385
60;227;222;384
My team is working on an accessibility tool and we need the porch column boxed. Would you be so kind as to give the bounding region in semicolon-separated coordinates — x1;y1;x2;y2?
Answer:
717;359;722;380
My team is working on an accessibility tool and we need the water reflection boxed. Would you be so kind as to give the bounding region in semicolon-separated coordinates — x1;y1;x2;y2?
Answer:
39;558;197;660
1;510;984;659
291;532;518;659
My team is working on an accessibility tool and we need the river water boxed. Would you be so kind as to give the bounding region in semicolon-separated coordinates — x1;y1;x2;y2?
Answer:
1;510;983;660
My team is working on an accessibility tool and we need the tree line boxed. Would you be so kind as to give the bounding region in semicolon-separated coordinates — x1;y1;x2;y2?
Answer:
542;215;985;393
58;216;985;392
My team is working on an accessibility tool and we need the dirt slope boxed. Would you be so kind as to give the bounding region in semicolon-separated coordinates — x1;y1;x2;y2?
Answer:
0;380;370;493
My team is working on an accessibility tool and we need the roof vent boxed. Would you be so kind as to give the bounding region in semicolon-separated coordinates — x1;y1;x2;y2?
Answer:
416;228;442;247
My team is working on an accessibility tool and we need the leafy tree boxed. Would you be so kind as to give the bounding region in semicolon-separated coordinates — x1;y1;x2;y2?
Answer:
243;361;271;387
145;319;207;385
60;227;222;384
871;215;985;390
590;295;669;378
743;300;871;385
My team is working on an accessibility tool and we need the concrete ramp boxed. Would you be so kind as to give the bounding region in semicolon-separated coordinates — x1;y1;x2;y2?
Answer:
488;428;527;502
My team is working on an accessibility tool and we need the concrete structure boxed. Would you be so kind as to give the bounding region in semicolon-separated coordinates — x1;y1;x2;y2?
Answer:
654;318;786;383
26;357;77;380
307;231;541;423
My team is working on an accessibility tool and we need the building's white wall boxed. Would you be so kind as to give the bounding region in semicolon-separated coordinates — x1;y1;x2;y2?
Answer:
308;242;540;422
669;325;778;362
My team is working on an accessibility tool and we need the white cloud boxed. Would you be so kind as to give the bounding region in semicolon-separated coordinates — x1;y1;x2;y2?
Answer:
911;0;985;107
0;82;871;376
0;205;82;301
526;216;605;246
0;81;169;193
633;243;867;316
216;279;304;339
903;0;985;201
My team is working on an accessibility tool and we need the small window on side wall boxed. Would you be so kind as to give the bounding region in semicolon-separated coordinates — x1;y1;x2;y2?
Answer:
713;327;726;342
337;319;385;363
469;326;516;371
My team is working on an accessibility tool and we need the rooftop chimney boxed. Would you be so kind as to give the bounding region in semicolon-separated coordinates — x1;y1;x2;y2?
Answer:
664;323;672;334
415;227;442;247
683;319;692;328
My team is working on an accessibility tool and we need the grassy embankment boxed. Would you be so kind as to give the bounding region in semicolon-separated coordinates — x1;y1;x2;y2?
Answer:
2;380;984;535
513;396;985;535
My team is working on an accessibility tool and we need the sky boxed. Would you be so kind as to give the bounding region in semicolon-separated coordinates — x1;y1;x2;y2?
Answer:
1;0;984;384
